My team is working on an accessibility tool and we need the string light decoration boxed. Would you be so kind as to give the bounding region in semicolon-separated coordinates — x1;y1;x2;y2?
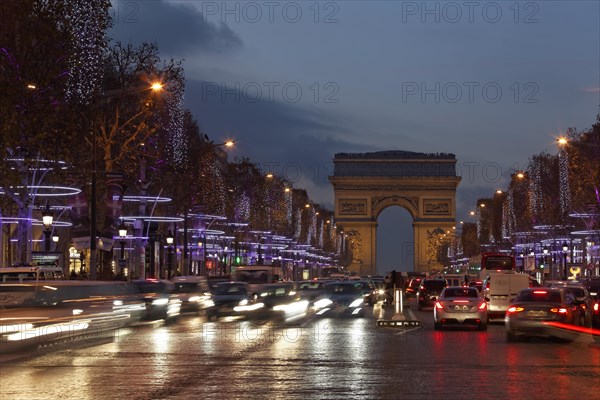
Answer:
234;192;250;222
294;209;302;241
65;0;111;104
529;158;543;222
318;220;324;248
285;190;292;229
166;80;186;166
558;145;571;218
307;209;316;245
507;187;516;236
502;200;510;239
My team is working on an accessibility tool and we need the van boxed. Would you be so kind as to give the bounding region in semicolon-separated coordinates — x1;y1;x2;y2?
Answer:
482;272;530;320
0;266;65;283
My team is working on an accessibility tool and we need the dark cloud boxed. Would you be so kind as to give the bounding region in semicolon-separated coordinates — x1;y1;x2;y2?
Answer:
109;1;242;54
185;79;375;196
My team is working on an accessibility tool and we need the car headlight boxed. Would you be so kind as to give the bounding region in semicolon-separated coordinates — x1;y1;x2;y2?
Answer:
314;298;333;309
378;289;385;295
238;299;248;306
205;299;215;307
152;298;169;306
188;296;200;303
349;299;363;308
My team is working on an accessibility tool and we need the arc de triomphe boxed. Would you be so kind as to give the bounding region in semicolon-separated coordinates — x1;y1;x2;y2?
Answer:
329;150;461;275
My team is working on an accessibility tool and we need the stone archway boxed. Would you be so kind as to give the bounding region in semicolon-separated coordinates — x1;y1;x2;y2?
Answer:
329;150;461;275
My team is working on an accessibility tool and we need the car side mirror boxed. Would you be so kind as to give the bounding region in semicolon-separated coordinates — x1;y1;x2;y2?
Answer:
484;297;490;302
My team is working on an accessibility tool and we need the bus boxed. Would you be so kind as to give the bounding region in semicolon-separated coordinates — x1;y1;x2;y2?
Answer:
479;252;516;280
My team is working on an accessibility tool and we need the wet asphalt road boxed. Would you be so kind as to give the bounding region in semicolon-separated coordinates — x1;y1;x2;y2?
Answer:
1;300;599;400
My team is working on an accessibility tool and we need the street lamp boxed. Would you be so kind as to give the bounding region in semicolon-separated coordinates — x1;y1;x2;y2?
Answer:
166;230;174;279
562;242;568;279
42;202;53;252
118;221;127;260
542;246;549;275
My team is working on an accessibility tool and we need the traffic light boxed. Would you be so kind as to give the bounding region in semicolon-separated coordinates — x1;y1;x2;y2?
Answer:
235;256;241;264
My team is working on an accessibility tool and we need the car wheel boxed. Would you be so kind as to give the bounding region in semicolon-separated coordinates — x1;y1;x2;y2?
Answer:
418;303;423;311
434;321;441;330
479;323;487;331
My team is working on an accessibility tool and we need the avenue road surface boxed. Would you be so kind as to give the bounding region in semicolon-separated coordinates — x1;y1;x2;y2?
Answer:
1;300;599;400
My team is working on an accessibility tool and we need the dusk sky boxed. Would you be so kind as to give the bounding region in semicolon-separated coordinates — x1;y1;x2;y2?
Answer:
110;0;600;272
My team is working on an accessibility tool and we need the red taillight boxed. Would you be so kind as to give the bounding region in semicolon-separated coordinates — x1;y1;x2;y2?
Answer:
550;308;568;314
435;301;443;309
533;290;547;294
453;300;469;303
507;306;524;313
594;303;599;313
478;302;487;310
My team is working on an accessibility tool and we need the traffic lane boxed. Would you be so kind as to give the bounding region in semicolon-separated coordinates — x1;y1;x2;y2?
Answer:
1;312;599;400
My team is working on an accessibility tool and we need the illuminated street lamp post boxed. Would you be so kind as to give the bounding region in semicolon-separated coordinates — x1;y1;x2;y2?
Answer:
542;246;549;277
42;203;53;252
166;230;174;279
562;242;569;280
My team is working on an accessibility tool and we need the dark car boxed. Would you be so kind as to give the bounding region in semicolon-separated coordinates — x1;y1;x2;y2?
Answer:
295;281;329;305
206;281;252;320
505;287;581;342
131;279;182;323
546;281;593;326
253;283;308;320
170;276;213;313
405;277;423;298
416;279;447;310
593;295;600;343
315;281;367;317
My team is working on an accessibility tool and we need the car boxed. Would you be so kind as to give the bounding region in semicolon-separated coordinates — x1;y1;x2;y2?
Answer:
314;281;367;317
433;286;488;330
405;276;423;298
170;276;213;313
294;280;329;305
505;287;581;342
545;281;593;326
0;281;146;353
353;280;377;305
253;283;308;320
416;279;447;310
592;295;600;343
131;279;182;323
206;281;253;320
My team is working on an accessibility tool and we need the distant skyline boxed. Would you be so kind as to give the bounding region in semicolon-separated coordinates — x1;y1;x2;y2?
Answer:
110;0;599;272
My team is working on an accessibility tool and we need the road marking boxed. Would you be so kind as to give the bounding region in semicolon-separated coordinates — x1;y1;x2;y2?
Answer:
394;327;421;336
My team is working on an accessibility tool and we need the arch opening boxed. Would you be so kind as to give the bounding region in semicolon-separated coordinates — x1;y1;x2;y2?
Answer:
376;206;414;276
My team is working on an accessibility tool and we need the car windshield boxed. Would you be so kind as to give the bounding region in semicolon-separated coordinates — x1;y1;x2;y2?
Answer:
443;288;478;298
298;282;323;290
328;284;360;294
173;283;199;293
135;282;170;294
516;290;562;303
214;284;247;295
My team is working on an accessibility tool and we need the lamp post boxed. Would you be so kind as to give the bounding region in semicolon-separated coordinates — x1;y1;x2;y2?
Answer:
542;246;549;277
42;203;53;252
116;221;127;279
562;242;568;280
166;230;174;279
